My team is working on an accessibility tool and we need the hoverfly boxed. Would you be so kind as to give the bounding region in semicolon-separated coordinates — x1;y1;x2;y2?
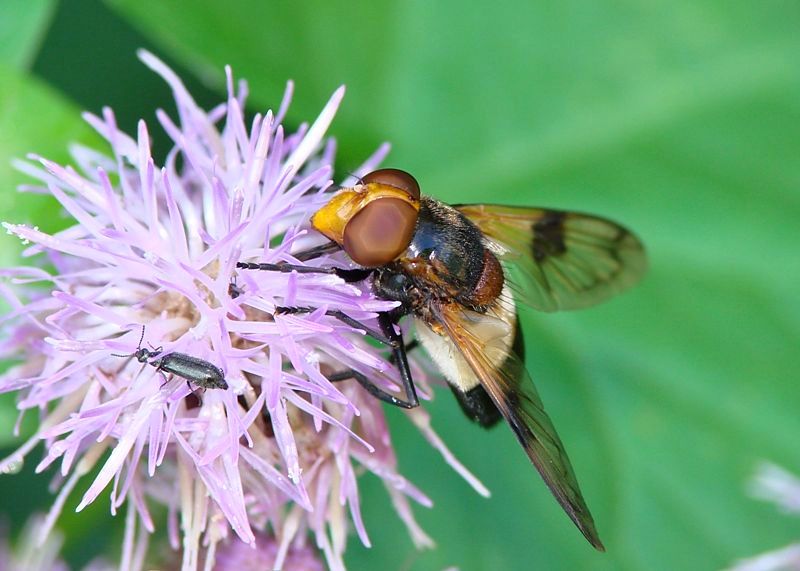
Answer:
238;168;646;549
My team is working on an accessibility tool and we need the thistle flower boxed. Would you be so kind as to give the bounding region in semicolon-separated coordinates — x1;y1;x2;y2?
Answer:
0;51;486;570
209;529;324;571
727;463;800;571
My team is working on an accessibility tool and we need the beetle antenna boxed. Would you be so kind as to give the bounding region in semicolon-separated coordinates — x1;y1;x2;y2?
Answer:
111;325;146;358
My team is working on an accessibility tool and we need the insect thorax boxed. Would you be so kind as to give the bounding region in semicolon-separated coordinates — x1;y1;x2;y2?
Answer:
372;197;503;315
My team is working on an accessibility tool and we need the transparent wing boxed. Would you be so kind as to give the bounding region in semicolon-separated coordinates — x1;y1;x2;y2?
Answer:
456;204;646;312
434;302;604;550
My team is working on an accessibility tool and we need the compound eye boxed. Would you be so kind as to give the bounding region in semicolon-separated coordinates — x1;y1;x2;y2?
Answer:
342;198;418;267
361;168;421;201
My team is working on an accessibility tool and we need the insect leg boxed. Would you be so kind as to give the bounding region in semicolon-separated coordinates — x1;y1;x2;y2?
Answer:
327;369;418;409
389;339;419;364
275;306;397;347
378;312;419;408
228;275;243;299
236;261;335;274
236;261;372;283
291;241;341;261
157;370;171;389
149;358;173;390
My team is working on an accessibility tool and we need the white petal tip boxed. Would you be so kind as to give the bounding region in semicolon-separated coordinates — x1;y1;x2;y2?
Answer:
332;85;346;102
136;49;158;66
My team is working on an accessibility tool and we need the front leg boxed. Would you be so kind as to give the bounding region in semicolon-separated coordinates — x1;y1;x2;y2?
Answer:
275;306;397;347
292;241;341;261
236;261;372;284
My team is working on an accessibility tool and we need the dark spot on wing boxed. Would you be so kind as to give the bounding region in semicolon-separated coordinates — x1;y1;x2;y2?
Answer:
532;210;567;262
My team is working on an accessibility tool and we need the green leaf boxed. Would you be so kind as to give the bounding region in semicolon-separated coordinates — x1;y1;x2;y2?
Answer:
35;1;800;568
0;0;56;69
0;64;99;269
104;0;403;165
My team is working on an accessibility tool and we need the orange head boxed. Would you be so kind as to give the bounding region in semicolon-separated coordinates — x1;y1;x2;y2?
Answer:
311;169;421;267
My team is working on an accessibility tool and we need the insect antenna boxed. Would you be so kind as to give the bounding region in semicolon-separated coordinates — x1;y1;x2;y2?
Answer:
329;170;362;189
111;325;146;358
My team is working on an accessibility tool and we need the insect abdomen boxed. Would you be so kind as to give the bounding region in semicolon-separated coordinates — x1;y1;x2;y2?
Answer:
159;353;228;390
415;283;519;426
449;383;502;427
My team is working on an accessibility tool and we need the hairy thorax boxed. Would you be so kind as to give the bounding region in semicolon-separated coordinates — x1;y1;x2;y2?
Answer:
372;197;504;320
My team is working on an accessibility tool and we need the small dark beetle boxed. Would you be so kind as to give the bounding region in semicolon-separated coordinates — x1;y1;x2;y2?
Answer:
116;327;228;390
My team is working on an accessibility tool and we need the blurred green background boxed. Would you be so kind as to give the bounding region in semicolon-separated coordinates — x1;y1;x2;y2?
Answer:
1;0;799;569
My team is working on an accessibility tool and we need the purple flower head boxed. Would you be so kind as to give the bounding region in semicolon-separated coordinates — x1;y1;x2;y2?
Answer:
0;52;486;569
211;529;324;571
